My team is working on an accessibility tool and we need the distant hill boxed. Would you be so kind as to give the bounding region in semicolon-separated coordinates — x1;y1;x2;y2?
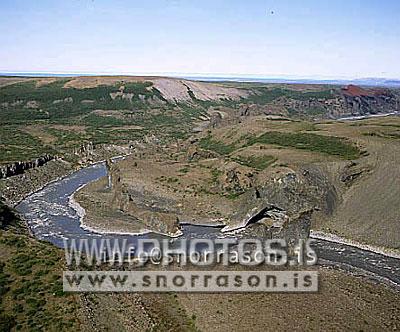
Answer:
0;75;399;164
2;73;400;87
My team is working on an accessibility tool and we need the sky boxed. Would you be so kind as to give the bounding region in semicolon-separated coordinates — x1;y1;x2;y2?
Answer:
0;0;399;79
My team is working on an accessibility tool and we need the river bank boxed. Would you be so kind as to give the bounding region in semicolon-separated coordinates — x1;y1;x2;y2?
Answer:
337;111;399;121
69;183;183;238
0;158;74;206
310;230;400;259
0;145;131;206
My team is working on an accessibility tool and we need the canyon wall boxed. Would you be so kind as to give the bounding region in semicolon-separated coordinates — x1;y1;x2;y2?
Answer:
0;155;55;179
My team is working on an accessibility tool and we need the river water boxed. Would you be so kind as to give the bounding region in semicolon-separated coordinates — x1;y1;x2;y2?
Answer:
16;162;400;288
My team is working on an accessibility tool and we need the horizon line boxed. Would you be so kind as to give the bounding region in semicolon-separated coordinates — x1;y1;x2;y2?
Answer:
1;71;400;87
1;70;400;81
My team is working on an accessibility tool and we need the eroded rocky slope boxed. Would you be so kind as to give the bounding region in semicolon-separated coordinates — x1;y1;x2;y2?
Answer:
74;113;400;250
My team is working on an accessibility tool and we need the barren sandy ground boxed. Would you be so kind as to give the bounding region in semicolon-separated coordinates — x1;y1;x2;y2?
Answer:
0;76;31;87
312;117;400;249
62;76;248;102
152;78;248;101
0;76;60;87
77;268;400;331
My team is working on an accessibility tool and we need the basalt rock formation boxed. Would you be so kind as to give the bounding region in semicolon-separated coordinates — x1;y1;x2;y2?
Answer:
107;161;180;234
341;84;398;115
0;197;23;229
0;155;55;179
223;166;338;250
241;208;313;252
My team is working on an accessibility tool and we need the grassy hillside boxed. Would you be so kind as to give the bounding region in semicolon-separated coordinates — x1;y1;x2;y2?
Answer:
199;131;360;160
0;79;208;163
246;132;360;159
0;201;80;331
1;76;397;164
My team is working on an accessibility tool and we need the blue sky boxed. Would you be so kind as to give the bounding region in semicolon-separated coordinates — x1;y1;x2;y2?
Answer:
1;0;399;78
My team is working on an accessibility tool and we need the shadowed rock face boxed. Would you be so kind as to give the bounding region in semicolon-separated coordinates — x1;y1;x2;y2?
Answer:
231;167;337;224
341;84;398;115
0;198;21;229
222;166;338;248
106;160;181;234
0;155;54;179
242;209;313;251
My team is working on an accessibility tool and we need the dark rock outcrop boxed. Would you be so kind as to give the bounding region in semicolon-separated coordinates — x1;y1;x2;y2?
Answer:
220;163;253;196
0;155;54;179
0;197;22;229
341;84;398;115
339;161;370;187
226;166;337;248
186;146;219;162
0;159;73;205
73;142;95;160
107;162;180;234
209;112;223;128
242;208;313;247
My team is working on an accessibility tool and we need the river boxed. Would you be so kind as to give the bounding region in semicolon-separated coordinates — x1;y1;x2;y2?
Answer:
16;162;400;289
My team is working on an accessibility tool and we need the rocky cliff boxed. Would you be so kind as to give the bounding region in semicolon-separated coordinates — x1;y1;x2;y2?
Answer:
0;198;19;229
222;165;338;251
0;155;54;179
237;84;399;119
341;84;399;115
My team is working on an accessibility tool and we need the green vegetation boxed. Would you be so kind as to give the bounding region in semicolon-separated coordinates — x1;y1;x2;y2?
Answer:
0;80;163;123
185;85;197;101
0;228;79;331
0;126;56;163
198;136;236;155
166;177;179;183
82;113;128;127
1;200;77;330
233;155;277;170
198;128;359;162
246;132;360;159
305;106;326;116
246;87;334;105
178;167;190;174
0;78;341;164
46;127;87;147
0;80;214;163
210;168;222;185
288;106;326;117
